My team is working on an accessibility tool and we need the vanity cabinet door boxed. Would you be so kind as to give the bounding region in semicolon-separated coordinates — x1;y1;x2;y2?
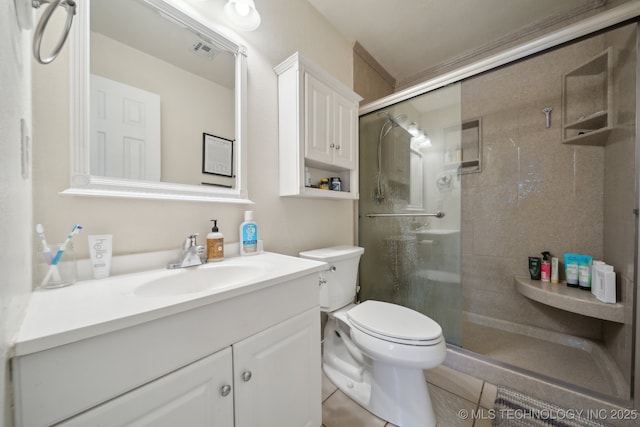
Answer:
233;308;321;427
58;347;234;427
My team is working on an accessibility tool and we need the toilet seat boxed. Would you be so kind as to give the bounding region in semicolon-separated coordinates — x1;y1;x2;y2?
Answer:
347;300;443;346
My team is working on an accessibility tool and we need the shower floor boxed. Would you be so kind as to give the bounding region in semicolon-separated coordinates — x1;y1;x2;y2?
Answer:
461;312;629;400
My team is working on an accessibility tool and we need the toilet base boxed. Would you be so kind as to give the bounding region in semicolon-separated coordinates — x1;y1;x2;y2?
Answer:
323;319;438;427
369;362;436;427
324;361;436;427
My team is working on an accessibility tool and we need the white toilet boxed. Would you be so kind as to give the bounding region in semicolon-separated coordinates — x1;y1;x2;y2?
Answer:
300;246;446;427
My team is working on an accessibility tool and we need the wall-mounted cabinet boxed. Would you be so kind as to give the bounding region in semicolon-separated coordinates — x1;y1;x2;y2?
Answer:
275;52;362;199
561;47;613;146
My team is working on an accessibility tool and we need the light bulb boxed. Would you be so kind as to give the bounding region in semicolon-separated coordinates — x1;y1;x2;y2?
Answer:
234;1;250;16
224;0;261;31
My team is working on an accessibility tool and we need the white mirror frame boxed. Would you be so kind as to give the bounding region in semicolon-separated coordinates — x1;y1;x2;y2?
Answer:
62;0;250;203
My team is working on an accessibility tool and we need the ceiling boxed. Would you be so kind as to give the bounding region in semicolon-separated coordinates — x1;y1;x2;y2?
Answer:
307;0;599;87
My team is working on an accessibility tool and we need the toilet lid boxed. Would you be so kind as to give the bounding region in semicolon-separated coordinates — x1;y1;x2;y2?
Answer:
347;300;442;343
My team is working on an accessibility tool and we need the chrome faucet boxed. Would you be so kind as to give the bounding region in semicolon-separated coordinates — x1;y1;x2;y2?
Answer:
168;234;205;269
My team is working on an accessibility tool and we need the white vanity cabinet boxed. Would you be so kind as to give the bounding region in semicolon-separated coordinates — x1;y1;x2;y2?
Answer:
234;308;320;427
58;347;235;426
12;255;324;427
275;52;362;199
56;309;320;427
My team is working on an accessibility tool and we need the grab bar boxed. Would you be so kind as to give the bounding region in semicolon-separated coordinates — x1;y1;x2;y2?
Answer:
364;211;445;218
32;0;77;64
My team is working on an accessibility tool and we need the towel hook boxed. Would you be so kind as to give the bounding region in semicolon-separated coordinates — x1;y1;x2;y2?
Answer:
32;0;77;65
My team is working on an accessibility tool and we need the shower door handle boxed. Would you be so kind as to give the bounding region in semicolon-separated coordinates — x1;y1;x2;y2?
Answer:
364;211;445;218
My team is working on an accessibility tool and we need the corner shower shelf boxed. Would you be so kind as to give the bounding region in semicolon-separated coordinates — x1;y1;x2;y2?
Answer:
514;276;624;323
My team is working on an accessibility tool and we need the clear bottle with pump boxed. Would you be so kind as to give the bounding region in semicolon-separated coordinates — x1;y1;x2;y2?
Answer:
207;219;224;262
239;211;258;256
541;251;551;282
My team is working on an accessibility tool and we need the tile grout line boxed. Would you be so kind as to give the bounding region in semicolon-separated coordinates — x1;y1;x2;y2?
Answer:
472;381;486;427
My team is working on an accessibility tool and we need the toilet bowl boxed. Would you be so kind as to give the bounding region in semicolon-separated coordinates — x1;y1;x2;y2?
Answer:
300;246;446;427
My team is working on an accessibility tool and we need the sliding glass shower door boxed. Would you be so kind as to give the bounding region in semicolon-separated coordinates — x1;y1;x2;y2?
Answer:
358;83;463;345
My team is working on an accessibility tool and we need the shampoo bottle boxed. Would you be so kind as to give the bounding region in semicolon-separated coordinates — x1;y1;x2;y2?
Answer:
207;219;224;262
541;251;551;282
239;211;258;256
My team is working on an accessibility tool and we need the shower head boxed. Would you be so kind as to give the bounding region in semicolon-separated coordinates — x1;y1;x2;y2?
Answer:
379;112;408;139
378;111;407;127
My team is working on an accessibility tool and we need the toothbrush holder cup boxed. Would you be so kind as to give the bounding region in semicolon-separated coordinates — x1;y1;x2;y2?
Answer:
40;242;77;289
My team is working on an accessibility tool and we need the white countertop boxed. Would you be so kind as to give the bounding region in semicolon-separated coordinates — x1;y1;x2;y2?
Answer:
14;252;327;357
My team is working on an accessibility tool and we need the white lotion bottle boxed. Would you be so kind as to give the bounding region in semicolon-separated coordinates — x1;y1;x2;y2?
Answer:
207;219;224;262
239;211;258;256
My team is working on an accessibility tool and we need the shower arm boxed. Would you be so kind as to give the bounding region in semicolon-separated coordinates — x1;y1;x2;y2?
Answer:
364;211;445;218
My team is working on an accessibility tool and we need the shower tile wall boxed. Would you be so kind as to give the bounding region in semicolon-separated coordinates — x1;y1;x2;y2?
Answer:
602;25;636;382
461;23;636;384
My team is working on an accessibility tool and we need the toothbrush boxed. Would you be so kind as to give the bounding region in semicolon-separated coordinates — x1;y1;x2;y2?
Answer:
52;224;83;265
41;224;82;287
36;224;61;284
36;224;53;264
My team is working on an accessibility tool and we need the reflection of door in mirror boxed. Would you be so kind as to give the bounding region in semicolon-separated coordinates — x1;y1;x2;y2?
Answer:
90;75;161;181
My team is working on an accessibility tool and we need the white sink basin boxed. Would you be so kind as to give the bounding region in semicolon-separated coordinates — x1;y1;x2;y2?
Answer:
134;262;270;297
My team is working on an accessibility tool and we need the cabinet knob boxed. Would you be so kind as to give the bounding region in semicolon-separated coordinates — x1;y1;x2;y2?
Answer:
330;143;335;148
242;371;252;382
335;145;341;150
220;384;232;397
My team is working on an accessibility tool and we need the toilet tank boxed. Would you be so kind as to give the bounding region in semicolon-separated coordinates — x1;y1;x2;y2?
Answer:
300;246;364;311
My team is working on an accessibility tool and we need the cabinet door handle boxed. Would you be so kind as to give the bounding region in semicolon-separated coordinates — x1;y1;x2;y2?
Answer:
242;371;252;382
335;145;341;150
221;384;232;396
329;143;335;149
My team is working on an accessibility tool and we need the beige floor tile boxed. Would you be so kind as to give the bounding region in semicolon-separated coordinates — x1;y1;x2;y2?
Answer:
479;382;497;409
429;383;476;427
322;390;387;427
424;365;484;405
472;408;495;427
322;372;338;402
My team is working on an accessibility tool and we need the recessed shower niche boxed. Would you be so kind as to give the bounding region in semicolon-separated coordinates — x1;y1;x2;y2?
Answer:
443;118;482;174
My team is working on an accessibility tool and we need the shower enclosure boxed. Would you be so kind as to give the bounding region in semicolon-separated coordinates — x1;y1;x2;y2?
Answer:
359;84;463;347
357;20;637;404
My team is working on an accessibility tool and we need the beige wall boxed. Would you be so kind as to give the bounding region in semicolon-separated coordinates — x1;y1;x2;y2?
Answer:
353;45;394;105
32;0;357;262
1;1;32;425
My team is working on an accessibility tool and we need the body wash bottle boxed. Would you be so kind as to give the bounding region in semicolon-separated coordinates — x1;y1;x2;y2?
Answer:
239;211;258;256
207;219;224;262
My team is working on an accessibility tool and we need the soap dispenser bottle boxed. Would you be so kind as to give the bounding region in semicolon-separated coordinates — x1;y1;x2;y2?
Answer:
207;219;224;262
541;251;551;282
239;211;258;256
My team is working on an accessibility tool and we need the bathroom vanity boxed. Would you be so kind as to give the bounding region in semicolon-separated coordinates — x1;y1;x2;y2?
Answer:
11;252;326;427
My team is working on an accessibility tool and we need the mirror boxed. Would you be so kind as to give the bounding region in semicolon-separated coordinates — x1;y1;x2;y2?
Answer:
64;0;249;202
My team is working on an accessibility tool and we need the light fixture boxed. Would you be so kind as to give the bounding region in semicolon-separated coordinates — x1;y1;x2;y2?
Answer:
224;0;261;31
410;131;432;149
